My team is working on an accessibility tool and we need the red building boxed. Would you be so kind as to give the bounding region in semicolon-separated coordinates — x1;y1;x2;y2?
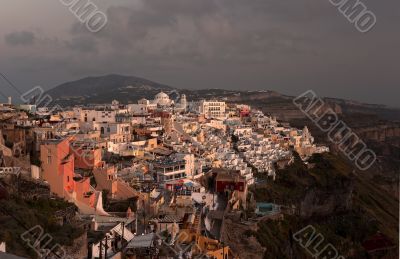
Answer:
213;169;246;193
211;168;248;209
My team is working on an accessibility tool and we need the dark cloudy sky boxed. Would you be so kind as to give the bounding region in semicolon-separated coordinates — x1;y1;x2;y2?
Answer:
0;0;399;107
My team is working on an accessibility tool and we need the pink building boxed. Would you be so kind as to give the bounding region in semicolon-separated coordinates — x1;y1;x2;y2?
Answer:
40;138;108;215
71;141;103;170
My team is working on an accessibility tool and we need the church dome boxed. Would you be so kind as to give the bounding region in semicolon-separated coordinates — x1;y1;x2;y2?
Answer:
154;91;171;105
155;92;169;99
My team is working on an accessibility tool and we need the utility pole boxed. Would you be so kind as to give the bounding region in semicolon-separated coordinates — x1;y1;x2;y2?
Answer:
121;221;125;247
99;240;102;259
142;200;146;234
212;190;215;208
135;214;138;235
17;172;20;197
105;235;108;259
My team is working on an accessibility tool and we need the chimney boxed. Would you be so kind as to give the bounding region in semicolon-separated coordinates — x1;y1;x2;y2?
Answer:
0;241;6;253
91;217;98;231
7;97;11;105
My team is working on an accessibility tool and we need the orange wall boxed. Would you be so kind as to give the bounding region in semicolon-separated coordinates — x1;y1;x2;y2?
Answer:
40;139;74;198
93;166;117;196
73;147;102;170
40;138;98;210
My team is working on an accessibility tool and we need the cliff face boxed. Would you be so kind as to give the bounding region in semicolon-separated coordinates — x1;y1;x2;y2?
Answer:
331;122;400;199
354;125;400;143
288;111;400;201
221;213;266;259
251;153;398;258
299;184;353;218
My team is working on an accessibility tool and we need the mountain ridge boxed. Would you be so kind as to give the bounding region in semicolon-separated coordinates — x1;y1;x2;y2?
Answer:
45;74;174;106
44;74;400;121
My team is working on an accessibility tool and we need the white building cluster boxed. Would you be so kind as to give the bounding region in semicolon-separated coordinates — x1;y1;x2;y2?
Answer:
7;90;328;192
1;87;332;259
237;133;291;179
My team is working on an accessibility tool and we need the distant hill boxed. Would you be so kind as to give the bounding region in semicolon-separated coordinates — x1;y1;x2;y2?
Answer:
45;74;174;106
44;74;293;108
44;74;400;121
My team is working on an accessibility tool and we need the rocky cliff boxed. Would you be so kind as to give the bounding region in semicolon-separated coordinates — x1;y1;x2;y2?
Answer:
250;153;398;258
299;184;353;218
354;124;400;143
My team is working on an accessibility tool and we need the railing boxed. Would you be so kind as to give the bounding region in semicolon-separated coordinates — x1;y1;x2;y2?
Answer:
54;205;77;218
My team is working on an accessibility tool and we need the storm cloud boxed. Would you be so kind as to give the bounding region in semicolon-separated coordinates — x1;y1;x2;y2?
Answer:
5;31;36;46
0;0;399;107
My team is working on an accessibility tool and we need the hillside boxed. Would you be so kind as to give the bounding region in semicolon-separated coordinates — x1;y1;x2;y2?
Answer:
0;176;86;258
248;153;399;258
45;74;173;106
43;74;400;121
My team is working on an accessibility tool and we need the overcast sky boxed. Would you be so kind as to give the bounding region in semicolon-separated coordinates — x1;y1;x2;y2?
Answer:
0;0;399;107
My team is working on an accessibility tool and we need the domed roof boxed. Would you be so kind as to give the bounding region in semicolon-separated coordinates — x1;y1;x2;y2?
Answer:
155;91;169;99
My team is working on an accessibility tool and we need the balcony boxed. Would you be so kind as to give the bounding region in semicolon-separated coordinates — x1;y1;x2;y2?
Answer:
84;191;93;198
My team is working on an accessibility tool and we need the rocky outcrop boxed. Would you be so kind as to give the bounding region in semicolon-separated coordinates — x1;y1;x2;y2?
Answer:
220;213;266;259
46;233;88;259
299;184;353;218
64;232;88;259
353;125;400;144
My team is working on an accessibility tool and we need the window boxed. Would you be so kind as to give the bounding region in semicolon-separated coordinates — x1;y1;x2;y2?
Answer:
47;156;52;164
67;176;70;182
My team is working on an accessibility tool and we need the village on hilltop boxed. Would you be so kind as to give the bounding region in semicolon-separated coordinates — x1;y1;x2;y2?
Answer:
0;92;328;258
